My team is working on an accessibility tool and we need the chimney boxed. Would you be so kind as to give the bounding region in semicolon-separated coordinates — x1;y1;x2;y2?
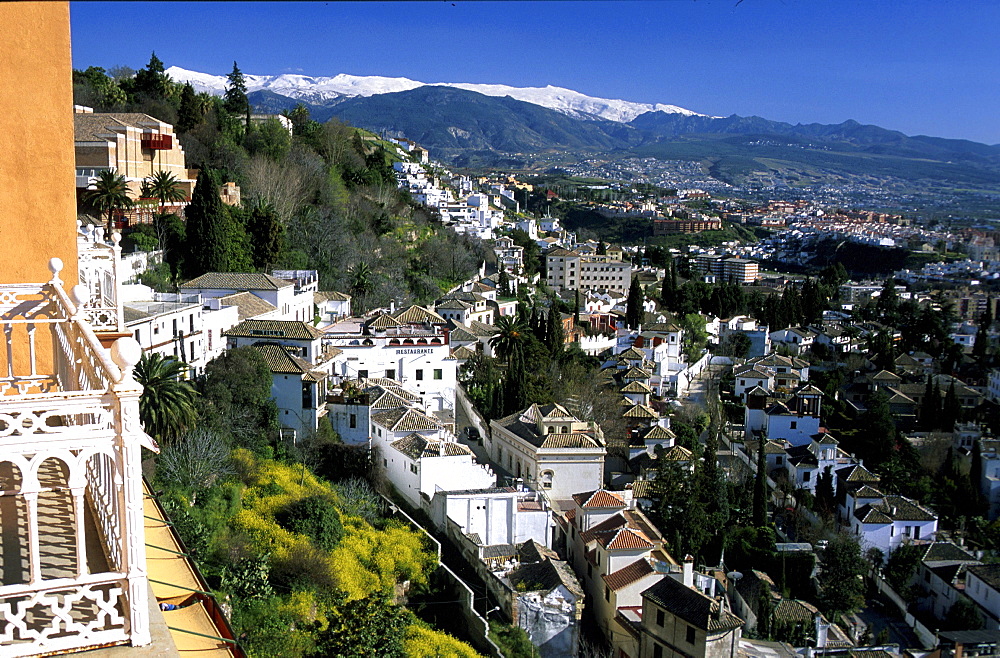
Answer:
683;554;694;589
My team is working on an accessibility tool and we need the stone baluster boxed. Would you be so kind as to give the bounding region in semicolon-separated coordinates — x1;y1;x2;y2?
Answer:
109;336;150;646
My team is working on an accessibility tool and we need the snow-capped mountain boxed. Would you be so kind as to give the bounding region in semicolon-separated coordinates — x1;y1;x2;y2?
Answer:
165;66;706;122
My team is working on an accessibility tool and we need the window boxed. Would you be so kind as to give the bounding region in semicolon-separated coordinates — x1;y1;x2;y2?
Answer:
416;369;424;381
653;643;664;658
386;369;395;379
358;370;368;379
587;564;592;578
433;368;443;380
686;626;696;644
803;471;811;482
790;421;797;429
656;610;665;626
604;586;610;602
776;457;783;465
410;464;418;474
349;414;357;429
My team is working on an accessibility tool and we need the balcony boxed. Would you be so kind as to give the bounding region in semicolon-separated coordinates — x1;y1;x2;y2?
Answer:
0;259;153;656
77;224;125;334
140;134;172;151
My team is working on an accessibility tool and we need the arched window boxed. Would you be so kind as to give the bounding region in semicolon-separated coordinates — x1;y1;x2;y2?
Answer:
547;426;555;434
561;426;569;433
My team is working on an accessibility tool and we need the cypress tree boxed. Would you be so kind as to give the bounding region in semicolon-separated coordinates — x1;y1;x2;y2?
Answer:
942;379;961;431
245;201;284;271
922;374;937;429
972;439;985;514
177;83;201;133
503;348;528;415
574;288;580;325
183;169;251;277
626;276;643;329
546;309;564;356
752;439;769;528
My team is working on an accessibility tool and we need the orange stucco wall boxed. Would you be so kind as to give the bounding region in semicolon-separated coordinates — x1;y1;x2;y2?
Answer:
0;2;79;286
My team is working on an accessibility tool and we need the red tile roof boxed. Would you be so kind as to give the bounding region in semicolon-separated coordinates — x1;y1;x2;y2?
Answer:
572;489;626;509
603;559;656;591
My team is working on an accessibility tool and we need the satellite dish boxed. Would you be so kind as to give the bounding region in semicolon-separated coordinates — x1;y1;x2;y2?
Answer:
726;571;743;581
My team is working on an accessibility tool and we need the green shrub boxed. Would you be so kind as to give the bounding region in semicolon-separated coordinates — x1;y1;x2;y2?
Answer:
275;495;344;551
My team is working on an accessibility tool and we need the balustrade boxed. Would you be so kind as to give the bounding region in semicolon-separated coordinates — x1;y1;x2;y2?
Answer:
0;258;152;656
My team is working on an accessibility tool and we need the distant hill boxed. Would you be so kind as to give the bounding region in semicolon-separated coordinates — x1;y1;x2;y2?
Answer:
239;79;1000;193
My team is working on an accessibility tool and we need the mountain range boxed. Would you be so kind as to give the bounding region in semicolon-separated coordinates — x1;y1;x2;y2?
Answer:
167;66;1000;193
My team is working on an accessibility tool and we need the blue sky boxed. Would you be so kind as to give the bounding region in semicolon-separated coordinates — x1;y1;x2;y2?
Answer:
70;1;1000;144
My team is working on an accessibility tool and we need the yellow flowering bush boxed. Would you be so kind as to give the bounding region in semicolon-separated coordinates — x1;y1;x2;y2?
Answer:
404;623;483;658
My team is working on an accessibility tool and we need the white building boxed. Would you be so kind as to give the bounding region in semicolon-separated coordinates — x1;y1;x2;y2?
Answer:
545;247;632;295
323;312;457;413
489;403;606;500
965;565;1000;628
371;407;495;511
180;271;314;323
224;319;343;437
845;487;938;555
432;486;552;549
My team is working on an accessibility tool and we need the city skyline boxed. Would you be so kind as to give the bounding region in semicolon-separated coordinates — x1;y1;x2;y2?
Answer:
70;1;1000;144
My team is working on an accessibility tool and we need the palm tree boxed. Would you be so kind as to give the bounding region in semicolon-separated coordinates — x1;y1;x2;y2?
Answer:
349;262;374;312
144;170;187;216
134;352;199;442
85;169;134;233
488;316;527;363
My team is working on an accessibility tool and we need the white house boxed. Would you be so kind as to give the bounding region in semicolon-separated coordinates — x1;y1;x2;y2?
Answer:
431;486;552;549
489;403;606;500
250;342;335;438
769;326;817;355
370;406;495;511
180;271;314;323
846;488;938;555
965;564;1000;629
124;293;215;378
322;313;457;413
315;291;352;325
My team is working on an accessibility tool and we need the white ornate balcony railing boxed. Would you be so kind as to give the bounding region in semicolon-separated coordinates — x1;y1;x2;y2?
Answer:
0;259;153;656
76;224;125;333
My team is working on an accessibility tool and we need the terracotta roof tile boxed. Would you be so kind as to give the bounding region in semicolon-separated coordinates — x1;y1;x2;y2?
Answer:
224;319;323;340
603;559;656;591
181;272;292;291
573;490;626;509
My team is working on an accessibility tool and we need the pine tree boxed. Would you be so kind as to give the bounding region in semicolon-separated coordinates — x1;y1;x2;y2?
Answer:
133;51;170;99
177;83;201;132
223;61;250;127
626;276;643;329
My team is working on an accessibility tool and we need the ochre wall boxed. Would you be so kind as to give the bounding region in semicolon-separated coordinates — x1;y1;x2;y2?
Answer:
0;2;79;286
